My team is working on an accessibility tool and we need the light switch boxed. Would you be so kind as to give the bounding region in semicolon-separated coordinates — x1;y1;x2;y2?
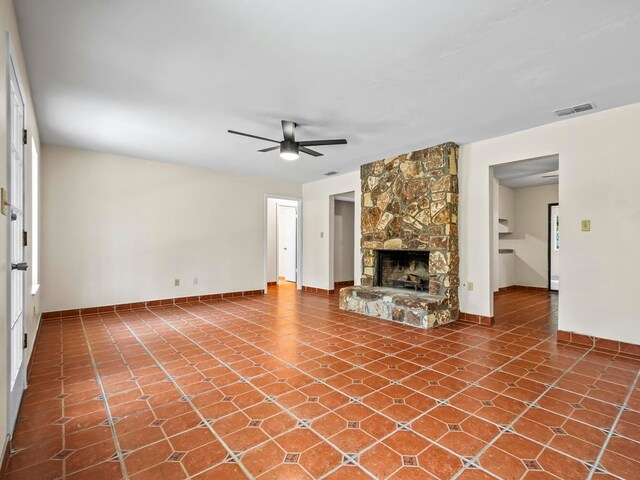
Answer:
467;282;474;292
320;232;324;238
581;220;590;232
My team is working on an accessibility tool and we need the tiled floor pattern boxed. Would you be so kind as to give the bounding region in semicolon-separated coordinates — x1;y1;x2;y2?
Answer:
6;285;640;479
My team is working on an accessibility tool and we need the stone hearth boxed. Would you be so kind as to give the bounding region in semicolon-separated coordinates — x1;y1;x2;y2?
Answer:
339;142;459;328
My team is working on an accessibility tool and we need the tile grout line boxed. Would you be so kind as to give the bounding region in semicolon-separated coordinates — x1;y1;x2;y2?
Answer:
450;344;598;480
586;368;640;479
111;310;256;480
78;315;130;480
169;300;564;478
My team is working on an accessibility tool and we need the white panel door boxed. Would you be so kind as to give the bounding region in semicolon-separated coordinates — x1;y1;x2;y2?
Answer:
8;56;28;434
277;205;297;283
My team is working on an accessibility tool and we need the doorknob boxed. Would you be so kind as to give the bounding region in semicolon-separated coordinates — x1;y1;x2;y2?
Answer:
11;262;28;271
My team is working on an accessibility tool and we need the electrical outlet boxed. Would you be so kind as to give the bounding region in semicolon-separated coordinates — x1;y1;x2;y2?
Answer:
193;277;198;285
581;220;590;232
320;232;324;238
174;278;180;286
467;282;474;292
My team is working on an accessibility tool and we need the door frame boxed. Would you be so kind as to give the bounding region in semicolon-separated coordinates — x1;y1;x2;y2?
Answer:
5;34;28;435
547;202;559;292
264;194;302;292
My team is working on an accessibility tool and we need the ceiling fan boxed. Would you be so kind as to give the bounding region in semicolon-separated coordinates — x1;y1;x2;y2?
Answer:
228;120;347;161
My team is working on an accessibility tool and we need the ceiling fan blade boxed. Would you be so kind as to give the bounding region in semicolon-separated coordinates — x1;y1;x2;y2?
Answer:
299;146;323;157
258;146;280;153
228;130;280;144
281;120;296;142
298;139;347;146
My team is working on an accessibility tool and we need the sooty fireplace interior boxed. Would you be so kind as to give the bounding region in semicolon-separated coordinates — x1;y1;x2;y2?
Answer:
376;250;430;291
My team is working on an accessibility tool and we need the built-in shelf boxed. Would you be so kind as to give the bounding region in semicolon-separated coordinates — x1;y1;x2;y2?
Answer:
498;218;512;234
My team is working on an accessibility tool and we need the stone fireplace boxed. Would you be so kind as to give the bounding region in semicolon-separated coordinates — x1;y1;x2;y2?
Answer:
339;142;459;328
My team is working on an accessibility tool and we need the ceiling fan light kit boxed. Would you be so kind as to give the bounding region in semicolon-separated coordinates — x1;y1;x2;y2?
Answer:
228;120;347;161
280;141;299;161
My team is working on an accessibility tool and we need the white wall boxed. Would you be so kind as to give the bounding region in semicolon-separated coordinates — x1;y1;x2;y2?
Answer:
459;102;640;344
333;199;355;283
41;145;301;311
1;0;42;441
302;172;361;290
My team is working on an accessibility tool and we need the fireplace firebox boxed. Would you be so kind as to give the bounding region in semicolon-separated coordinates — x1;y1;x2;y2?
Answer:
376;250;430;291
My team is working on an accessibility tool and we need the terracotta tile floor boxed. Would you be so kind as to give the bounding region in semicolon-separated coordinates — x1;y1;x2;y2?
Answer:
6;285;640;479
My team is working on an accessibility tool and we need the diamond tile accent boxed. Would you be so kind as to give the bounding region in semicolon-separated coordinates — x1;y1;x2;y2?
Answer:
551;427;567;435
54;417;72;425
168;451;186;462
248;420;262;427
447;424;462;432
523;460;542;470
151;419;167;426
297;420;311;428
397;422;411;431
52;450;74;460
402;456;418;466
347;421;360;429
223;396;234;402
284;453;300;463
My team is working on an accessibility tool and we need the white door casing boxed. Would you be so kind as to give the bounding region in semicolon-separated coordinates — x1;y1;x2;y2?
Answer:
7;50;28;435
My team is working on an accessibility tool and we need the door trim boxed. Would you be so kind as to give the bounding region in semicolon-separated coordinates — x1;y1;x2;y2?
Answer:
6;33;28;436
547;202;559;292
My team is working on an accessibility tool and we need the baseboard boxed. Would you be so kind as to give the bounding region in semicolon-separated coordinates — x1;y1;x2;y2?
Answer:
267;281;278;286
334;280;355;288
557;330;640;357
302;286;335;295
42;289;265;319
0;434;10;479
459;312;495;326
498;285;549;293
26;313;43;379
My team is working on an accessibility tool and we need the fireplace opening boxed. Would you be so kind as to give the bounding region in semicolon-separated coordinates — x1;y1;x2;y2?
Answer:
376;250;430;291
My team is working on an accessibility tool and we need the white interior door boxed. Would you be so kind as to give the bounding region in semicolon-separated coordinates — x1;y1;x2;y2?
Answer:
277;205;297;283
8;55;28;434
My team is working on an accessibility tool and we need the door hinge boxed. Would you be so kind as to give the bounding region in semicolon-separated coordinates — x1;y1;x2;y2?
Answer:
23;230;28;247
23;333;28;349
23;129;28;145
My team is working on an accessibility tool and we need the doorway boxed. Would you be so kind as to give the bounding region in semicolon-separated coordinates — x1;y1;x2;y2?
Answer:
548;203;560;291
331;192;356;289
7;49;28;434
491;156;559;293
265;195;302;291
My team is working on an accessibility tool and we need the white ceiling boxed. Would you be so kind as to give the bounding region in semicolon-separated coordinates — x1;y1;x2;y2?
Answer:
15;0;640;183
494;155;559;189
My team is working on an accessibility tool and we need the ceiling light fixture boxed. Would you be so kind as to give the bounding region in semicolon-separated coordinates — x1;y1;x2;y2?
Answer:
280;141;299;161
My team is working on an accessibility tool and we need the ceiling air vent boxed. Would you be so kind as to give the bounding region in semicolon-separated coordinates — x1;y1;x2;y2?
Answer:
324;171;339;176
554;102;595;117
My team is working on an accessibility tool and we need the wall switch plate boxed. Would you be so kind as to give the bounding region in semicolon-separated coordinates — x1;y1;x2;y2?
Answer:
193;277;198;285
174;278;180;286
467;282;474;292
1;187;8;216
320;232;324;238
581;220;590;232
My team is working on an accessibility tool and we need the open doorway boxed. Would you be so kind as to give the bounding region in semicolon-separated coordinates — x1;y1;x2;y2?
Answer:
331;192;356;289
492;156;559;293
265;196;302;291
